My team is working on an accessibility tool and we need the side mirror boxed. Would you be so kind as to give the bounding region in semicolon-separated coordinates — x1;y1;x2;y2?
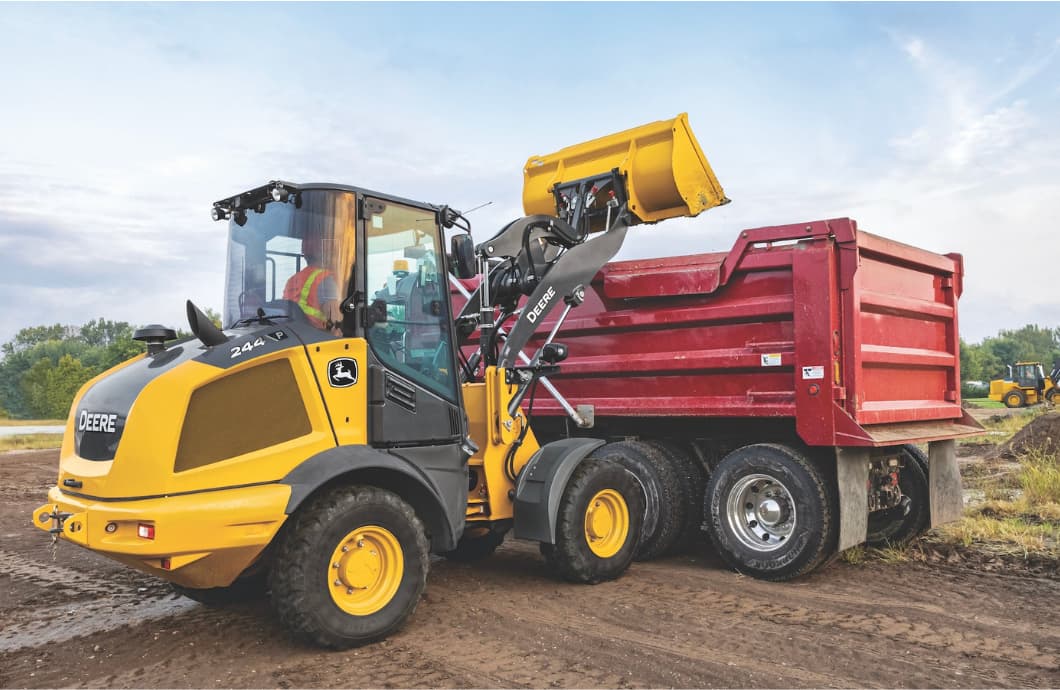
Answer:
540;342;569;364
450;234;476;279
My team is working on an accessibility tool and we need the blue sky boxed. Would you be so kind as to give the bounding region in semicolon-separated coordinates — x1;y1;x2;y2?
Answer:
1;2;1058;344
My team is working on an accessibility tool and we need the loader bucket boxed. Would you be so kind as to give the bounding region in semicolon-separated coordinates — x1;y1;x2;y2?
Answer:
523;113;729;225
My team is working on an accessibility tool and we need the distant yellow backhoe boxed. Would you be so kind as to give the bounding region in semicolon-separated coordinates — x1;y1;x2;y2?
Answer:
989;361;1059;407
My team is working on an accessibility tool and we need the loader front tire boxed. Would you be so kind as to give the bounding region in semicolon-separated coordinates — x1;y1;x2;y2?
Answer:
539;456;644;584
268;485;429;649
705;444;836;581
1004;389;1026;408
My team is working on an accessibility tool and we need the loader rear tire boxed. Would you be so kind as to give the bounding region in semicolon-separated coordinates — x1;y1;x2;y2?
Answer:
705;444;836;581
172;571;267;606
593;441;685;561
268;485;429;649
866;445;930;546
1047;388;1058;404
539;457;644;584
1004;389;1026;408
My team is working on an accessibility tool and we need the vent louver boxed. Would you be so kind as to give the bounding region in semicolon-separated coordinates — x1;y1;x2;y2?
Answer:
385;373;416;412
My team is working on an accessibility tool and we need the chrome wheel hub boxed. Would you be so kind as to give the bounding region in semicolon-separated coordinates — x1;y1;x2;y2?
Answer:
725;473;796;552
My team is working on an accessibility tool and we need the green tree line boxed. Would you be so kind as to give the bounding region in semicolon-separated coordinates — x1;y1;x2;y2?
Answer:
0;313;218;420
0;317;1056;420
960;325;1060;383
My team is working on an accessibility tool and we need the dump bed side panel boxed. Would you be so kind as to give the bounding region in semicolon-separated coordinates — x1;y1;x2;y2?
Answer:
530;259;799;419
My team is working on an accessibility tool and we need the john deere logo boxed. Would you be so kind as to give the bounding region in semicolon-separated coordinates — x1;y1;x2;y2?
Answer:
328;358;358;388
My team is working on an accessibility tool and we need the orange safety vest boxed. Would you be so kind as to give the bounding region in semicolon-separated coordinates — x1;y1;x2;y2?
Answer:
283;266;333;327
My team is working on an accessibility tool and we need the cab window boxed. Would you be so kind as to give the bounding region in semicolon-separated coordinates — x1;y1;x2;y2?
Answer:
364;200;456;400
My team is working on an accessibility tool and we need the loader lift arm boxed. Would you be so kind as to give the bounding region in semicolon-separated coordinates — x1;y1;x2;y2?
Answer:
457;170;633;375
455;113;729;416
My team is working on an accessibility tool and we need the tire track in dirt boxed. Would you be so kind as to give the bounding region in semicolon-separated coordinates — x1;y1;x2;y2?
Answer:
619;559;1055;674
0;549;119;597
435;545;1059;688
0;549;197;654
413;556;844;688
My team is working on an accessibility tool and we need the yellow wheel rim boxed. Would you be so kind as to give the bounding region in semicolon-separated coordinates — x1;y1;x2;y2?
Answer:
583;489;630;558
327;525;403;616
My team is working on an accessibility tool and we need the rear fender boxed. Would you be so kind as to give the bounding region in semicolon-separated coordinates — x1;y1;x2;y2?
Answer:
512;438;605;543
281;445;463;552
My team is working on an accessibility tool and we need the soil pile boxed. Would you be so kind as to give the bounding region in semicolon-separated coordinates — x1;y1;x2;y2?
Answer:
991;412;1060;458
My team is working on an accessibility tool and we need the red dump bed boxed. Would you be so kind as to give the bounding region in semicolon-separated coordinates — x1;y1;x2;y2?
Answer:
508;218;980;447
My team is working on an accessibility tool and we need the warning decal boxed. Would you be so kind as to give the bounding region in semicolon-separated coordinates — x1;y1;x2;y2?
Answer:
801;365;825;380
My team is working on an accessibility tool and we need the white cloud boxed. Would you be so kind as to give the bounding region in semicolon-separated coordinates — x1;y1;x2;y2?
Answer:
902;37;926;63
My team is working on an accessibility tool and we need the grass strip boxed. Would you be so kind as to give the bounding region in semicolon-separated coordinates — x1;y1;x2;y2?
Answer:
0;434;64;451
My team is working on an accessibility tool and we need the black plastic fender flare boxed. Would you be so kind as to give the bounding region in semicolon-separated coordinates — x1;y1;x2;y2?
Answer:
280;445;461;552
512;437;606;543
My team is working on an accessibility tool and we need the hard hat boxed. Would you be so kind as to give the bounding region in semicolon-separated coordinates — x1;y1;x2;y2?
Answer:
392;259;410;273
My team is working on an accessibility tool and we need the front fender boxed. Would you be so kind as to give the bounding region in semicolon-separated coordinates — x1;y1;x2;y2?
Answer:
512;437;605;543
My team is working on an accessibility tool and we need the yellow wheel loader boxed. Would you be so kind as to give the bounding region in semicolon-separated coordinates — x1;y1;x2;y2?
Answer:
988;361;1059;408
33;115;728;648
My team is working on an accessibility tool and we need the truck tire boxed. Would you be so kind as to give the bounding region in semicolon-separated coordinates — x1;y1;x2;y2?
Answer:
539;456;645;583
1004;389;1026;408
866;444;930;546
705;444;836;581
1047;388;1057;404
441;526;507;562
172;571;267;606
646;440;707;553
268;485;429;649
592;441;685;561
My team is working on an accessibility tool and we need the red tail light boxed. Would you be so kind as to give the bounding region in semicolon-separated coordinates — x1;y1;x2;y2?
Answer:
137;523;155;540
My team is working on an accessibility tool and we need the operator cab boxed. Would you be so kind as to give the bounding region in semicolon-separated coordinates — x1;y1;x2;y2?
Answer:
217;182;464;443
1013;362;1046;391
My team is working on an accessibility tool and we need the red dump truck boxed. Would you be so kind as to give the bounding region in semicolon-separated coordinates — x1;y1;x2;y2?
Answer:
453;215;978;581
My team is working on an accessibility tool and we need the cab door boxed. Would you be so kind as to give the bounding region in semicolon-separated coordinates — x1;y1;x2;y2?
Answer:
360;197;465;448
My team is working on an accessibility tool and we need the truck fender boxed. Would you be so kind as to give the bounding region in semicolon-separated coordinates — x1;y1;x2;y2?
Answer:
280;445;459;551
512;437;606;543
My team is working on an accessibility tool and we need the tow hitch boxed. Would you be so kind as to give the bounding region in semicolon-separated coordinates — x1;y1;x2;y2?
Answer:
34;504;88;557
39;506;73;535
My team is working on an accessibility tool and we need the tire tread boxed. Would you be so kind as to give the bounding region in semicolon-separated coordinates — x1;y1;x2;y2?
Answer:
269;484;429;648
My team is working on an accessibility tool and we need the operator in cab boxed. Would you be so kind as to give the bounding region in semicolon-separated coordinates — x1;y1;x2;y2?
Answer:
284;225;339;330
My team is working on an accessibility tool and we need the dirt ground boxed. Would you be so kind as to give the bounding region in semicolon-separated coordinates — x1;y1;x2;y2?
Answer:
1;449;1058;689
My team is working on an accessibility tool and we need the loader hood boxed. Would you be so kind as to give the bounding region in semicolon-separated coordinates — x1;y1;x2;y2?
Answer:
74;342;199;461
57;310;342;502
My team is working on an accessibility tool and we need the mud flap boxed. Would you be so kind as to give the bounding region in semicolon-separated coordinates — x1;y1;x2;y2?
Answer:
835;448;869;551
928;439;963;527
